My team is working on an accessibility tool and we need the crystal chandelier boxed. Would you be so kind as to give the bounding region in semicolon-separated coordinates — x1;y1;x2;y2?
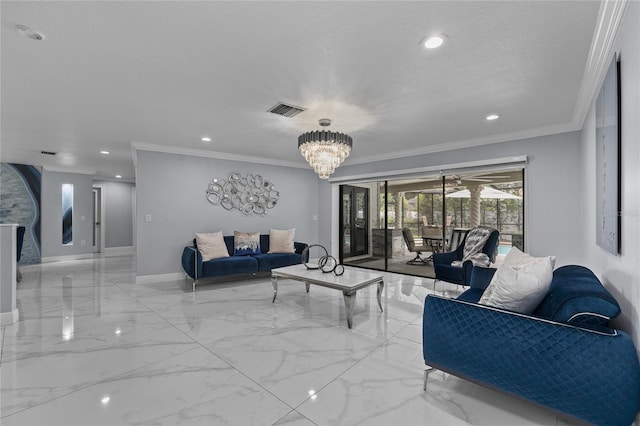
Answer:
298;118;353;179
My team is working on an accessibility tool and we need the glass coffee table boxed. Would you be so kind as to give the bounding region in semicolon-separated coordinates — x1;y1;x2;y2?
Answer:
271;264;384;329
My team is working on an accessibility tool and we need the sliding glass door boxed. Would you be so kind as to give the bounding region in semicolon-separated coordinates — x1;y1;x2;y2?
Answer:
339;167;524;278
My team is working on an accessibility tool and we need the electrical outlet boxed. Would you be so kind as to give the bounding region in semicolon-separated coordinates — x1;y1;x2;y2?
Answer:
80;215;86;221
81;239;86;246
145;214;152;223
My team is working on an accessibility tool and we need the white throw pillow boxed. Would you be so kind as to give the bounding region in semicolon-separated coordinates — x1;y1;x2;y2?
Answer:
479;248;555;314
498;247;556;269
195;231;230;261
268;228;295;253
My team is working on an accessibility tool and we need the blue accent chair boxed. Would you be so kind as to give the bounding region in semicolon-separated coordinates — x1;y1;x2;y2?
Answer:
432;227;499;286
423;265;640;425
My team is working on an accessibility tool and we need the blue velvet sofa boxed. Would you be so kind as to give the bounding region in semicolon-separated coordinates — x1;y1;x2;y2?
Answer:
423;265;640;425
181;234;307;291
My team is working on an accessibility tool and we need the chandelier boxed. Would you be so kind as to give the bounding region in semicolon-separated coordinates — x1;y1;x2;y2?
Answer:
298;118;352;179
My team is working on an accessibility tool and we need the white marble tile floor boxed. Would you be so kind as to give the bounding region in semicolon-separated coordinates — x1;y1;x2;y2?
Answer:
1;255;576;425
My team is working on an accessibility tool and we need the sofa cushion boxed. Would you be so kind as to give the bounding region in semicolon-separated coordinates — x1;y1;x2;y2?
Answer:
456;267;497;303
268;228;295;253
533;265;621;329
457;288;485;303
254;253;302;272
202;255;258;277
479;248;554;314
195;231;230;261
469;267;497;291
234;231;261;255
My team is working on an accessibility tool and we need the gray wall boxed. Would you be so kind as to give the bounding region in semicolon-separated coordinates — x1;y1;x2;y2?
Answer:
329;131;584;266
41;170;94;258
135;150;320;277
317;180;333;252
580;1;640;345
94;180;134;248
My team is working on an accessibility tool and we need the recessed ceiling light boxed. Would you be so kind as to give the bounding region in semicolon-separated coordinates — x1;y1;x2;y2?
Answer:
486;114;500;121
201;137;211;142
422;34;447;49
100;151;110;155
115;175;122;179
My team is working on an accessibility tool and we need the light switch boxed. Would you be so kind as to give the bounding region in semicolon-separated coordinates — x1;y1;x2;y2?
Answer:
312;215;318;221
145;214;152;223
80;215;86;221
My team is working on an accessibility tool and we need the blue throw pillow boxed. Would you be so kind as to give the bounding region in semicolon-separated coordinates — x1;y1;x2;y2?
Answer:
234;231;261;256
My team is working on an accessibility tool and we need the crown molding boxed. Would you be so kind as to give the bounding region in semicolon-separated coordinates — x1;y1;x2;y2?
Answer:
93;176;134;184
42;165;96;175
572;0;628;129
130;141;308;169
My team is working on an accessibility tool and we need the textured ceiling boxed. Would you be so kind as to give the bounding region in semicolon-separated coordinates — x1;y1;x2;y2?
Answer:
1;1;602;181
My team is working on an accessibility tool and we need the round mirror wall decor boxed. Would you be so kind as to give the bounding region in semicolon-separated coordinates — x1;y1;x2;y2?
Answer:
206;172;280;216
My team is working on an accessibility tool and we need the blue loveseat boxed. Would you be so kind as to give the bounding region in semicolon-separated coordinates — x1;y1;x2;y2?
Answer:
181;234;308;291
423;265;640;425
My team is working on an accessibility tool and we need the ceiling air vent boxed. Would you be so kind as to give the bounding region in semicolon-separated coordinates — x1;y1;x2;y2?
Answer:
40;150;57;156
268;102;306;118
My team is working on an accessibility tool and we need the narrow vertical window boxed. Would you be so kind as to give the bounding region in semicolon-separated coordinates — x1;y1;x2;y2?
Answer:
62;183;73;245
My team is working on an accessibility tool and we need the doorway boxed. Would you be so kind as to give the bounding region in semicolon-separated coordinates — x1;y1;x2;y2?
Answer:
340;185;369;259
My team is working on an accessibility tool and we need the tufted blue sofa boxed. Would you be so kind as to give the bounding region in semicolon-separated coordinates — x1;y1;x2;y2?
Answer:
423;265;640;425
181;234;307;291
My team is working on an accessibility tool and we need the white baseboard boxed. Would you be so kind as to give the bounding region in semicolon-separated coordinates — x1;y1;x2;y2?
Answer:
136;272;185;285
0;309;19;325
104;246;135;256
41;253;95;263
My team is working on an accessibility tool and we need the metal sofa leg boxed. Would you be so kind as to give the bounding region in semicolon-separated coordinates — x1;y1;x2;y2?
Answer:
193;251;198;292
423;366;436;391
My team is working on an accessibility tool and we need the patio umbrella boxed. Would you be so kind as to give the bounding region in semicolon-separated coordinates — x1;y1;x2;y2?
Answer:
446;186;520;227
446;187;521;199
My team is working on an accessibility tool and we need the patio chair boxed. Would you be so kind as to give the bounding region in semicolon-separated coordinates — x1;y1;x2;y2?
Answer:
433;226;499;286
402;228;431;265
446;228;469;251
